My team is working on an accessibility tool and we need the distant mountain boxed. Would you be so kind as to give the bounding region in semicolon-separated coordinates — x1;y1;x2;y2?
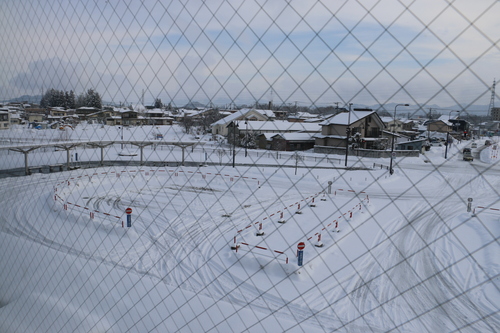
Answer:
182;101;208;109
1;95;492;115
4;95;42;104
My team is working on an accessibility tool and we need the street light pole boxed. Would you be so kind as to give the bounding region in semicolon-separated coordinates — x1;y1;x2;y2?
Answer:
119;126;124;149
344;103;353;167
389;103;409;175
232;121;238;168
245;118;248;157
445;111;459;159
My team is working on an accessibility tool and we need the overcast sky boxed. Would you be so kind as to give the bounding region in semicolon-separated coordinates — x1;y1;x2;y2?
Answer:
0;0;498;110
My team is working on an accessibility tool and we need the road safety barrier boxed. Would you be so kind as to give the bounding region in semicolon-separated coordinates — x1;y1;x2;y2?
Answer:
473;205;500;214
235;242;289;264
53;167;261;226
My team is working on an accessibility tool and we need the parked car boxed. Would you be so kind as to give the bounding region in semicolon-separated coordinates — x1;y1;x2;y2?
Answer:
463;148;471;154
485;140;492;146
463;151;473;161
471;142;477;148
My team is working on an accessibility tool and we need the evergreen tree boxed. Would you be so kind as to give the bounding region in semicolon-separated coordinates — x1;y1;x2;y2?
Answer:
40;88;101;109
85;89;102;109
68;90;75;109
154;98;163;109
64;91;70;109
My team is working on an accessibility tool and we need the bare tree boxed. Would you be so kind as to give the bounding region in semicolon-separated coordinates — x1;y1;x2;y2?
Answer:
180;115;195;134
216;149;226;165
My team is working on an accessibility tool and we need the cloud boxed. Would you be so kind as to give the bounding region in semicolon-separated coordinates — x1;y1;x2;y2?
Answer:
1;0;498;107
9;57;134;103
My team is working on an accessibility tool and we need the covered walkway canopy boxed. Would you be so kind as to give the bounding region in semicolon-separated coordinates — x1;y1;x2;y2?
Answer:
1;140;205;175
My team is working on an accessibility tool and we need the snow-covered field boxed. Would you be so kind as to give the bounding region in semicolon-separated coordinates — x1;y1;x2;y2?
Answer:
0;125;498;332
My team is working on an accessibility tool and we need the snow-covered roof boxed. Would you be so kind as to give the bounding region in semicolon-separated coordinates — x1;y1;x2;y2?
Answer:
437;114;459;125
133;104;146;112
212;108;274;126
313;134;345;140
143;109;165;115
380;116;395;123
319;110;377;126
258;133;276;141
271;132;316;141
239;120;320;132
113;107;131;112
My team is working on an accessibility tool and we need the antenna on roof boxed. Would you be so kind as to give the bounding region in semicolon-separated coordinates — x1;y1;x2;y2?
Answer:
488;79;496;118
269;89;274;110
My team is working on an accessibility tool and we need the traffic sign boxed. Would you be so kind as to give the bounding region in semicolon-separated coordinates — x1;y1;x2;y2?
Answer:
297;242;305;250
297;250;304;266
125;207;132;215
127;214;132;227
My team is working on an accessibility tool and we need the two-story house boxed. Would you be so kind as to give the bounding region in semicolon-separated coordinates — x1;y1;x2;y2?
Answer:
0;109;10;130
314;109;385;150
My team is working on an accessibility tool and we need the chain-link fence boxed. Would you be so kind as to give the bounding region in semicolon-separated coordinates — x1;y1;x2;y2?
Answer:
0;1;498;332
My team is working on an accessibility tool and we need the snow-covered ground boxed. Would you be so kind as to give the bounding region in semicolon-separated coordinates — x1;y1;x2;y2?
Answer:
0;125;498;332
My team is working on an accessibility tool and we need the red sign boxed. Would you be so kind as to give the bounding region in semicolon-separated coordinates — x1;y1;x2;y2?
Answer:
125;207;132;215
297;242;305;250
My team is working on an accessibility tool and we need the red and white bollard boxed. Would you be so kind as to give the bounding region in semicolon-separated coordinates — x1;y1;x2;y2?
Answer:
296;203;302;214
256;222;265;236
310;197;316;207
231;236;240;250
333;220;340;233
278;211;286;224
315;233;323;247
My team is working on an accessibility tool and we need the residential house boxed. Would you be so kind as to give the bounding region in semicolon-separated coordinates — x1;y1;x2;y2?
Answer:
27;113;44;124
427;119;452;133
143;109;173;125
396;138;427;152
381;116;405;133
120;109;145;126
269;133;316;151
232;120;321;149
9;113;22;126
272;109;288;120
75;106;101;121
288;112;321;123
211;108;275;136
0;109;9;130
314;109;385;150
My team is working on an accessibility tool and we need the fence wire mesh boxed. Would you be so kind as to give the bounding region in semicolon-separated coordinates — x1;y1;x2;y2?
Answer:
0;0;498;332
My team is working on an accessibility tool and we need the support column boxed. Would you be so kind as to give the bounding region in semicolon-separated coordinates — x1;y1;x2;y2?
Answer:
130;143;153;166
67;149;71;169
87;142;114;166
24;151;29;175
54;144;83;170
173;143;195;166
9;146;40;175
